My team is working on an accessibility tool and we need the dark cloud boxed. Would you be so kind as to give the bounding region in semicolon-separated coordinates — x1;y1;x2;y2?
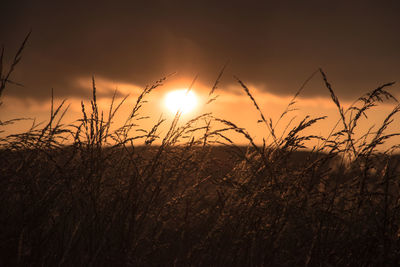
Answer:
1;0;400;101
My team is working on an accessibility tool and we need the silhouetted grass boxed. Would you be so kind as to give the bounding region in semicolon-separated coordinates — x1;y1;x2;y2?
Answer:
0;35;400;266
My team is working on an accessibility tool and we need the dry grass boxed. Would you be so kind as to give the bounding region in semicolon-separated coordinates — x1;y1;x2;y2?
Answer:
0;35;400;266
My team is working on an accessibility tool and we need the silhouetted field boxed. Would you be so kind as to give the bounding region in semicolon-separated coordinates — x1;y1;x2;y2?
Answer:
1;35;400;266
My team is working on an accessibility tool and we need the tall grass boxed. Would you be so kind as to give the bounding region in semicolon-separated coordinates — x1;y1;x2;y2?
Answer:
0;35;399;266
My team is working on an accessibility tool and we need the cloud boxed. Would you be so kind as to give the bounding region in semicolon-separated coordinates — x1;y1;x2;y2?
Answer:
1;0;399;102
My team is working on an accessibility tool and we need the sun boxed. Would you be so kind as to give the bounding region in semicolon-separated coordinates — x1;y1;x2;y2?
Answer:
164;89;198;114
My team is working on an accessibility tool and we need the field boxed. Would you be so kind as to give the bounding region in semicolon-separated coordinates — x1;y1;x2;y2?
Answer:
1;37;400;266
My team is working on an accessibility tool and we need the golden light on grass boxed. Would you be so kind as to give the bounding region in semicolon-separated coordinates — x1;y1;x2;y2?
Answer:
164;89;198;114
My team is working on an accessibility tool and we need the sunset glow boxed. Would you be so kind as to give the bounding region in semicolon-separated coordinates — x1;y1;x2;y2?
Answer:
164;89;198;114
3;2;400;265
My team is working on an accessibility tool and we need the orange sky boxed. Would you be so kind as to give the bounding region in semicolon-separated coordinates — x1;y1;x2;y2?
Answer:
1;73;399;151
1;1;400;150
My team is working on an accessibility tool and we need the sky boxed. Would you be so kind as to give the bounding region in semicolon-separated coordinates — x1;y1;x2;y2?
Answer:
1;0;400;147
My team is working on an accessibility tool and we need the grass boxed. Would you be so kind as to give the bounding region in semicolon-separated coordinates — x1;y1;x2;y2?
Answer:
0;35;400;266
